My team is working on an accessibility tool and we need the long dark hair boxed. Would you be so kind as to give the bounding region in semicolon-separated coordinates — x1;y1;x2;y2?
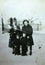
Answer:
10;17;13;26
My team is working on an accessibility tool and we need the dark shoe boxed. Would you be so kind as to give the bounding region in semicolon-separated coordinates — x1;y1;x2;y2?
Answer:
14;53;17;55
12;51;15;54
21;54;27;56
15;52;21;55
29;51;32;56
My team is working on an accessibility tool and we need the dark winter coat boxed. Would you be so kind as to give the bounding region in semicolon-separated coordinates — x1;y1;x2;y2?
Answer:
8;27;16;48
22;24;34;46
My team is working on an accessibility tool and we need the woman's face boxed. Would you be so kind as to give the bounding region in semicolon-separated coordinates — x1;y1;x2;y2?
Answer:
13;22;15;26
13;19;17;26
24;21;28;26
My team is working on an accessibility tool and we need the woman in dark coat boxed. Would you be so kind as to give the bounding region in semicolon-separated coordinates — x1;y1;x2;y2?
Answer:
22;20;34;55
8;18;16;54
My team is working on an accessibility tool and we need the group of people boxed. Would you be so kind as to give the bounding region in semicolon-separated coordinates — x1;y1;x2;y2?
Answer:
8;18;34;56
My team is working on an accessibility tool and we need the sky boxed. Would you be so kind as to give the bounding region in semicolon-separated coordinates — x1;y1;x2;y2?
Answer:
0;0;45;25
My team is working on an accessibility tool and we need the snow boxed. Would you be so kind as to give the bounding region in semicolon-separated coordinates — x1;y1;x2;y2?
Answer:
0;28;45;65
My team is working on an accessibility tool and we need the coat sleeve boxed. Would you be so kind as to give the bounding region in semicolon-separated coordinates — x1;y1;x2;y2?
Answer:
31;26;33;34
28;25;33;35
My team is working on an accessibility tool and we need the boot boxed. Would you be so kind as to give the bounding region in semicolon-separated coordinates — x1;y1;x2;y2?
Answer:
29;50;32;56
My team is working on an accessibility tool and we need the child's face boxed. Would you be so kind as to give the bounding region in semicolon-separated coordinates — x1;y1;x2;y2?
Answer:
24;21;28;26
23;33;26;37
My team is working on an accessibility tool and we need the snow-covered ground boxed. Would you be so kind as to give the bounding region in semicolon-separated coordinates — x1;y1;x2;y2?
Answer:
0;27;45;65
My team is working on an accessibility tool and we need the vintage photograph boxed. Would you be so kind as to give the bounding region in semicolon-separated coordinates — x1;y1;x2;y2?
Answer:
0;0;45;65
